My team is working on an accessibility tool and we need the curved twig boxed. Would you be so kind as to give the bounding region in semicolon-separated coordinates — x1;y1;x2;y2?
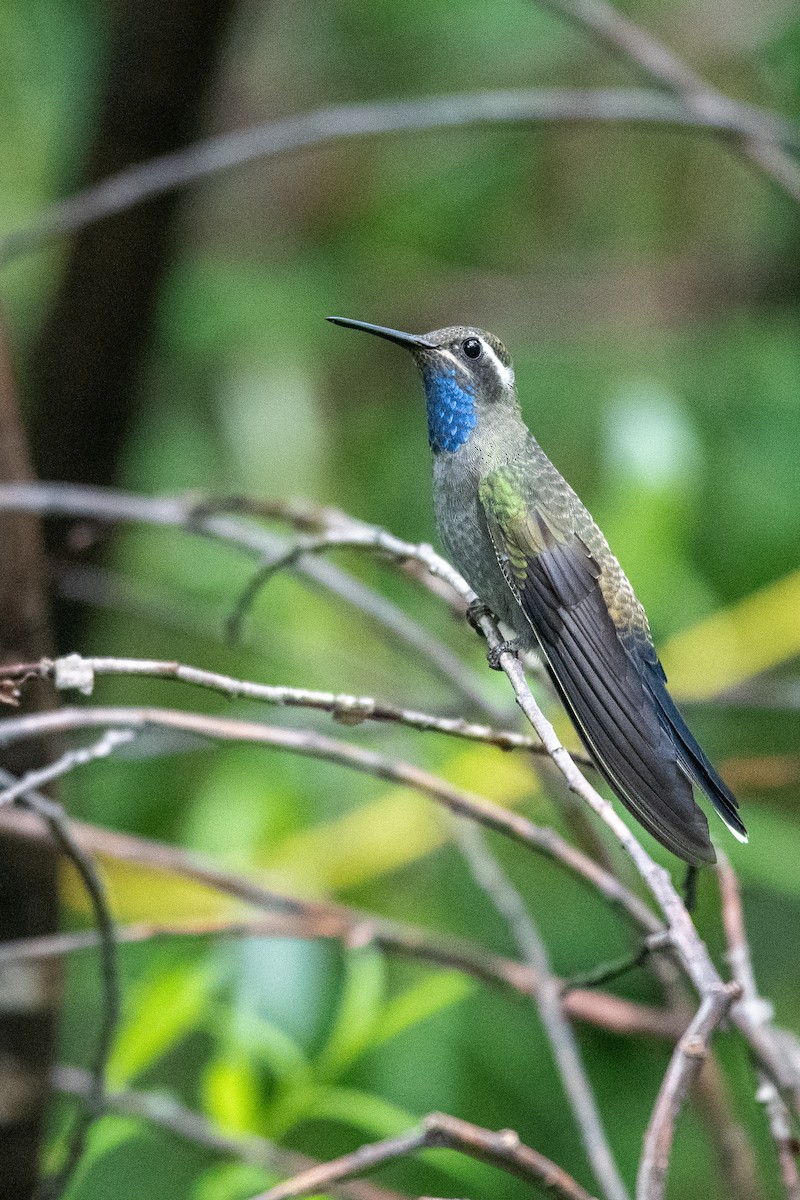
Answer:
0;652;591;763
248;1110;599;1200
54;1064;404;1200
0;703;658;933
5;776;121;1200
636;984;739;1200
0;808;684;1044
0;482;502;720
454;818;629;1200
535;0;800;201
2;88;798;264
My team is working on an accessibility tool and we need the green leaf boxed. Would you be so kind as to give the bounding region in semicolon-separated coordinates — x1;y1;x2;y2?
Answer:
306;1085;416;1138
315;944;385;1080
193;1162;272;1200
223;1005;312;1086
108;961;213;1086
205;1005;317;1142
306;1089;484;1192
56;1116;140;1196
371;971;473;1050
202;1052;263;1135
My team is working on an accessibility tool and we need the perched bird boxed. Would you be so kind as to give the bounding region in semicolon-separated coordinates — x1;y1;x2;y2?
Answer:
328;316;748;865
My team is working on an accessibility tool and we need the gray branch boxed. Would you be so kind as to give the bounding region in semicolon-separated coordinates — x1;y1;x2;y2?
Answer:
2;87;798;264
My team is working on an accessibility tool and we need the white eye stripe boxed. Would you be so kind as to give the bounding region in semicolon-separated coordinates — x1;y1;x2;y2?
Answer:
481;341;515;388
438;348;461;371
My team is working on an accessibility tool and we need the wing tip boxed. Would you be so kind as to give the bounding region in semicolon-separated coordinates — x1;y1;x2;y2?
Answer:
725;821;749;845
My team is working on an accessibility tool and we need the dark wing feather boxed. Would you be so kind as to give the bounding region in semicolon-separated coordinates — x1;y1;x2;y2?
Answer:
620;629;747;842
480;481;720;864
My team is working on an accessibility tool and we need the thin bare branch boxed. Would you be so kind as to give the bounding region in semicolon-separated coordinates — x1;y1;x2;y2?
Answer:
0;909;687;1044
691;1055;763;1200
0;703;659;933
2;775;121;1200
0;482;502;720
468;606;800;1112
3;487;792;1116
0;728;133;808
1;652;591;763
53;1064;405;1200
2;88;798;264
636;984;739;1200
248;1111;599;1200
454;819;628;1200
718;854;800;1198
535;0;800;201
469;610;715;981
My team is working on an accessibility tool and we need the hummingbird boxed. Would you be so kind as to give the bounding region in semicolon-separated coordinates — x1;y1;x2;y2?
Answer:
327;316;748;865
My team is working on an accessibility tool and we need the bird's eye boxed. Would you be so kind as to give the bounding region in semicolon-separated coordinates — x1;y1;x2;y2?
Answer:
462;337;482;359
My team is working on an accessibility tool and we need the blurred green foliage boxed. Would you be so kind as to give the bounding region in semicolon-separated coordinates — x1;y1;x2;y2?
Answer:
3;0;800;1197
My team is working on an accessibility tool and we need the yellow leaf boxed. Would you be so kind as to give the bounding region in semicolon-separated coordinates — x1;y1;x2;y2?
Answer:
264;744;538;893
61;856;246;924
660;570;800;701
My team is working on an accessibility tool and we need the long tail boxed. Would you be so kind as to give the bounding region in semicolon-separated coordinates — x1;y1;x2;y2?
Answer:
644;670;748;844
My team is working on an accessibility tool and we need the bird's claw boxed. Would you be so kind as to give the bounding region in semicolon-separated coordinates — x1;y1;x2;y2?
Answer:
487;638;522;671
466;600;494;634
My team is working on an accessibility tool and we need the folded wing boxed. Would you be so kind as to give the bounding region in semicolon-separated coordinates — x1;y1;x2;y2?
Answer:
479;473;743;863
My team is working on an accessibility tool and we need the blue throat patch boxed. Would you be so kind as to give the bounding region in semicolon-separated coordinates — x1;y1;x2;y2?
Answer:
422;367;477;454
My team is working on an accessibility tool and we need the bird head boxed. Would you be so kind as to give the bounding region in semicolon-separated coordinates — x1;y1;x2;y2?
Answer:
327;317;518;454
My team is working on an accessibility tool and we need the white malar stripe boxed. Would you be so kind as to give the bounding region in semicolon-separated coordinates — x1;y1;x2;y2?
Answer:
482;341;515;389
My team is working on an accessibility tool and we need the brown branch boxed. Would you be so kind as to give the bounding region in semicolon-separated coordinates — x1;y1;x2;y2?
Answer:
535;0;800;201
636;984;739;1200
718;854;800;1198
0;703;659;933
53;1064;404;1200
0;810;686;1044
453;819;628;1200
247;1111;599;1200
0;315;61;1200
691;1055;763;1200
11;782;120;1200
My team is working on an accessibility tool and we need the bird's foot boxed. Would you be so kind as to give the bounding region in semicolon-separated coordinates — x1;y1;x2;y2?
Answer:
465;600;494;635
465;602;521;669
486;638;522;671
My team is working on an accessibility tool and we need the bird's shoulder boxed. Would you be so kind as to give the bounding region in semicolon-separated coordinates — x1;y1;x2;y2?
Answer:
479;444;653;647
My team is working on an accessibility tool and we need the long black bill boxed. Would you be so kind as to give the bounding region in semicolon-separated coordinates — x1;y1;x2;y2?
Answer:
326;316;431;350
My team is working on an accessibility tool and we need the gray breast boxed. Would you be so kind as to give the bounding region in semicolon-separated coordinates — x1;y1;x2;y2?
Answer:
432;454;533;642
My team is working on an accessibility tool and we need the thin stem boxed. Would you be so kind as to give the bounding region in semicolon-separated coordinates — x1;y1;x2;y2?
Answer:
248;1111;599;1200
454;818;629;1200
636;985;739;1200
0;703;659;933
535;0;800;201
0;482;502;720
2;774;122;1200
0;728;133;808
0;908;687;1043
2;652;591;762
717;853;800;1197
2;88;799;263
53;1064;404;1200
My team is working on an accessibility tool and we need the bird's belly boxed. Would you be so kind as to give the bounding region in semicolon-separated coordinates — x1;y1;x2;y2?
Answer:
432;464;535;645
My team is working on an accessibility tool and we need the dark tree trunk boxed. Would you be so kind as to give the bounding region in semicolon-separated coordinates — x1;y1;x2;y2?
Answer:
0;319;59;1200
28;0;238;649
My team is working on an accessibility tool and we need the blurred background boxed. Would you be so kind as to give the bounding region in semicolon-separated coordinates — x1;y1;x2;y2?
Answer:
1;0;799;1197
